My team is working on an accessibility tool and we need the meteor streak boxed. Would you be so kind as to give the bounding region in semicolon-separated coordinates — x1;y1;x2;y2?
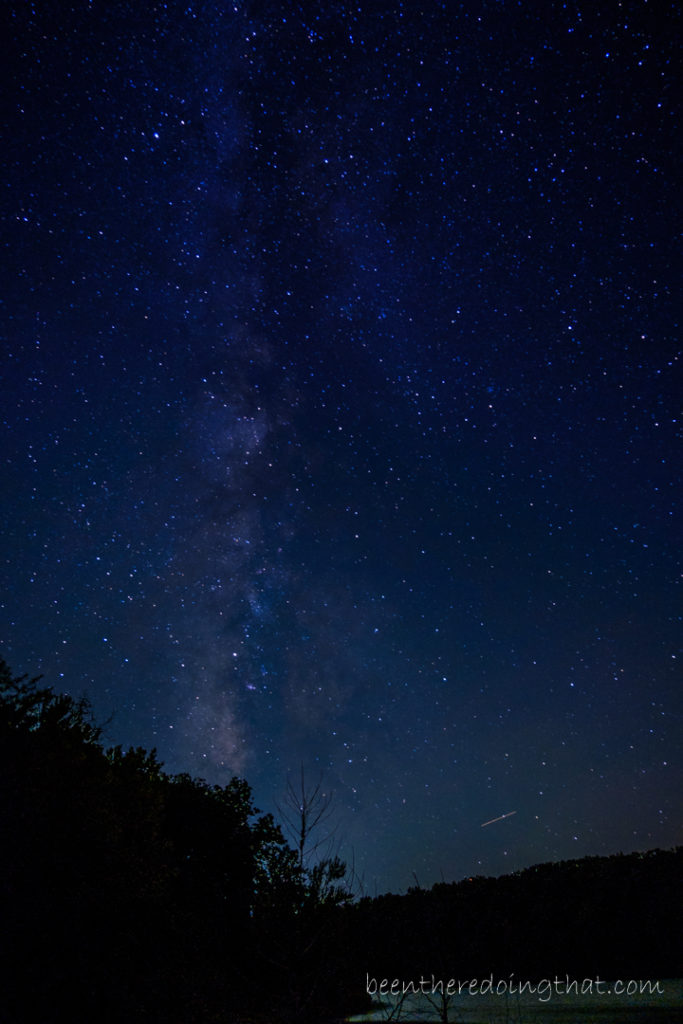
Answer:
481;810;517;828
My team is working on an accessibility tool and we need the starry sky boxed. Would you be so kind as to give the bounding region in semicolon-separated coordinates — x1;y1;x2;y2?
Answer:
3;0;681;894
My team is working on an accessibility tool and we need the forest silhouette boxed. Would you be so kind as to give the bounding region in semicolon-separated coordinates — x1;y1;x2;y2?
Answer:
0;658;680;1023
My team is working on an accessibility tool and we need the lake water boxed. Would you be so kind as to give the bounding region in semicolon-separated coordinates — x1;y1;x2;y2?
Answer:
347;977;683;1023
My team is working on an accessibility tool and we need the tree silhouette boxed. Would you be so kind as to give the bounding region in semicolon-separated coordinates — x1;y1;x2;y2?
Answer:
277;764;354;907
0;658;366;1023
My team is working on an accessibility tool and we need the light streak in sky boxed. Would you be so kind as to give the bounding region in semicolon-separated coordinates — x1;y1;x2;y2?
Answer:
481;811;517;828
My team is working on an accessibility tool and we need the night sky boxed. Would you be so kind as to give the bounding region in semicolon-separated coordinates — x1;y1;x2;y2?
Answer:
3;1;681;895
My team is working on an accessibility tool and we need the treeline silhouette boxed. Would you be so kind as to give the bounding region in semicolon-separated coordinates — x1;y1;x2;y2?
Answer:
1;658;680;1023
0;659;360;1023
345;847;682;986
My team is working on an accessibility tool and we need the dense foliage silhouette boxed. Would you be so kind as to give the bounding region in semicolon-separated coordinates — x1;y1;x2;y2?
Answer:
343;849;682;987
0;658;679;1023
0;659;357;1023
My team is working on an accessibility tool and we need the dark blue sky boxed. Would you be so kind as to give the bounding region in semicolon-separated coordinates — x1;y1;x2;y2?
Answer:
3;0;681;894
